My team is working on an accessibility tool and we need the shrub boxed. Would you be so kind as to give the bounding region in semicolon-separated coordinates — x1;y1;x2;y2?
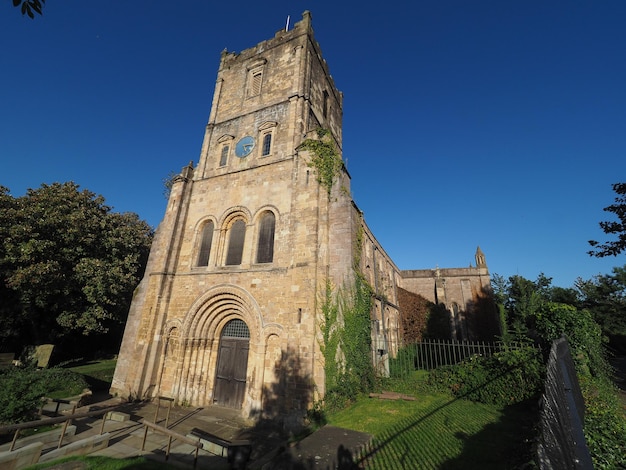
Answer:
426;347;544;406
44;367;90;398
579;374;626;469
0;365;47;424
534;303;608;377
388;345;418;379
0;365;88;424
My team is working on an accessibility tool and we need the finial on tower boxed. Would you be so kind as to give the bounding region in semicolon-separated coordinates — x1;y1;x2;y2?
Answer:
475;246;486;268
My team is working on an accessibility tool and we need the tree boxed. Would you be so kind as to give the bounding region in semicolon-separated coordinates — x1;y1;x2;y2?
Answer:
0;182;153;355
502;274;549;340
588;182;626;258
576;266;626;354
0;187;21;352
491;272;625;468
11;0;44;18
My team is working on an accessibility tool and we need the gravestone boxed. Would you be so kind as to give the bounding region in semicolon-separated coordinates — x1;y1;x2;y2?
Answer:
31;344;55;368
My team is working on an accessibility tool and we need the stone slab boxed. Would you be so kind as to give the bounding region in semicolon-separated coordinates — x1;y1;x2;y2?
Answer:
0;442;43;470
39;433;111;463
106;411;130;422
0;425;76;452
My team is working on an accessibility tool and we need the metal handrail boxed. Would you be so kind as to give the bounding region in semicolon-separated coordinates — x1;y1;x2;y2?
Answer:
0;404;122;451
140;419;202;468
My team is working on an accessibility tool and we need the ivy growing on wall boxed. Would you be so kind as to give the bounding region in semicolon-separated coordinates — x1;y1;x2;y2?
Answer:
318;275;374;410
300;128;343;199
319;279;341;395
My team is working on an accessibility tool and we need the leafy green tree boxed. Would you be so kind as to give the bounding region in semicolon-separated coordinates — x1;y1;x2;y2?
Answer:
501;274;549;341
490;272;626;468
547;285;581;306
576;266;626;354
589;182;626;258
0;187;21;352
10;0;44;18
0;182;153;354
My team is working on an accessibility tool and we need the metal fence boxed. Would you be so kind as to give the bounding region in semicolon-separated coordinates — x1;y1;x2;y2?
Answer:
375;339;528;378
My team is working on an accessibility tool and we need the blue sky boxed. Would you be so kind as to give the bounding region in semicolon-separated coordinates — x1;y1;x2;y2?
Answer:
1;1;625;288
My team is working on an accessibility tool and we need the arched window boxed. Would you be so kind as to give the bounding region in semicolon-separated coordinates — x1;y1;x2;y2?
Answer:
256;211;275;263
197;221;214;266
225;219;246;265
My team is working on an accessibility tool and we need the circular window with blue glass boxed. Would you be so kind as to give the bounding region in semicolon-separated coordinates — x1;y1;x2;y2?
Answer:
235;136;255;158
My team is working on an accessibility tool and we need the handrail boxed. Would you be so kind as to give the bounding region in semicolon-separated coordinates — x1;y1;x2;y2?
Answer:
0;404;123;451
140;419;202;468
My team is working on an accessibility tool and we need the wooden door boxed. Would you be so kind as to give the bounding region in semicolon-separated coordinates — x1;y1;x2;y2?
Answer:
213;320;250;408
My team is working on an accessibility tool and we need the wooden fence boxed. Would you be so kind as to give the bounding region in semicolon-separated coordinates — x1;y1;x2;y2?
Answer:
378;339;528;377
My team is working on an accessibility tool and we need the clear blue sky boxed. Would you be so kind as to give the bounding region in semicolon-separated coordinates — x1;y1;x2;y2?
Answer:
1;1;625;288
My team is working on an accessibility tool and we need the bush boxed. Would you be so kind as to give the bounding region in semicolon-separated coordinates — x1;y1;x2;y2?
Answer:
426;347;544;406
0;365;88;424
578;372;626;469
388;345;419;379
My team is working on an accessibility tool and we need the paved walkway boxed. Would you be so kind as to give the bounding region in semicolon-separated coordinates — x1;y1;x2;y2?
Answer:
35;396;371;469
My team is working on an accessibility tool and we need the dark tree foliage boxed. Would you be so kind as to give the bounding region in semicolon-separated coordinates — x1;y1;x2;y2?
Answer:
0;187;21;353
11;0;44;18
589;182;626;258
0;182;153;355
576;266;626;354
491;272;625;469
492;273;613;373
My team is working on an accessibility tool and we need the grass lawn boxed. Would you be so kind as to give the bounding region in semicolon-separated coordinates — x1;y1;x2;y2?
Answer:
38;360;536;469
68;358;117;392
327;392;536;469
26;455;178;469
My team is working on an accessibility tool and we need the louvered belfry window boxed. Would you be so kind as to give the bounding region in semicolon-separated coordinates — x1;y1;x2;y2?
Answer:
250;71;262;96
219;145;229;166
226;219;246;265
256;212;275;263
197;221;214;266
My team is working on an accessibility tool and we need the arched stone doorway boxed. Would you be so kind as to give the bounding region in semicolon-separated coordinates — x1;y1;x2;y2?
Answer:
213;319;250;409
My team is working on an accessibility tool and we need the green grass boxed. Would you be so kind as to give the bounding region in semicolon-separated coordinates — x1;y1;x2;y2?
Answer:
25;455;178;469
327;392;536;469
68;358;117;392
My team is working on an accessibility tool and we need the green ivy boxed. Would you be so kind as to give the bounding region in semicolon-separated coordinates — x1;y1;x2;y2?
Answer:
300;128;343;199
318;275;374;410
319;279;340;394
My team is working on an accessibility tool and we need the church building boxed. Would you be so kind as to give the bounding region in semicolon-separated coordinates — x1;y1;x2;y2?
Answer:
111;11;495;421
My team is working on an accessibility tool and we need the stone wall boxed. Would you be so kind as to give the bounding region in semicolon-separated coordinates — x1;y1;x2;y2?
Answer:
400;254;498;341
111;12;497;423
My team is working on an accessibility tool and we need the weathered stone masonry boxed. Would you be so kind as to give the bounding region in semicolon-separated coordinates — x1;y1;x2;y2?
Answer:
111;11;495;420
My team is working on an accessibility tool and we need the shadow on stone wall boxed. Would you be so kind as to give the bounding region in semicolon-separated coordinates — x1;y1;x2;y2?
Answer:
399;285;500;343
257;347;314;434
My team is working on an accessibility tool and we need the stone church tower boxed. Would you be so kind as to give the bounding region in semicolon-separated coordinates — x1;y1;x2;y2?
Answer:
111;12;360;419
111;11;496;420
